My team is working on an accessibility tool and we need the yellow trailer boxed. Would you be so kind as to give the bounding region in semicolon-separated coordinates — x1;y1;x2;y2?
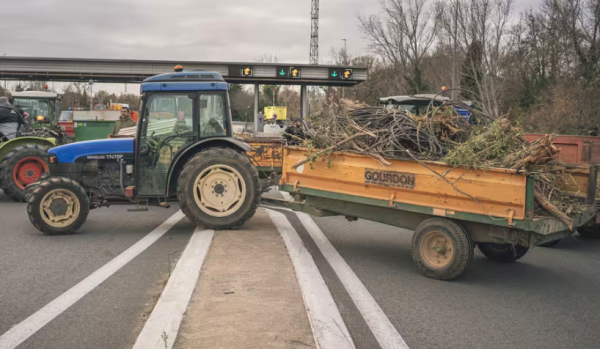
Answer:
263;147;598;280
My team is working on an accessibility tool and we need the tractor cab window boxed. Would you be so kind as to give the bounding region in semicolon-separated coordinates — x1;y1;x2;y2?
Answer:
13;98;51;119
137;93;196;196
199;93;226;138
147;95;194;133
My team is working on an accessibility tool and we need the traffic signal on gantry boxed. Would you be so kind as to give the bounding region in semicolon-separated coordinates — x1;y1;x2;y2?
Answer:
342;69;353;80
289;67;301;79
242;66;253;77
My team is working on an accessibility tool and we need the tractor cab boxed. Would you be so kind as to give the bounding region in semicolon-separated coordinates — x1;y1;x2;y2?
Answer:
378;94;473;122
31;69;261;235
11;91;60;126
135;71;233;196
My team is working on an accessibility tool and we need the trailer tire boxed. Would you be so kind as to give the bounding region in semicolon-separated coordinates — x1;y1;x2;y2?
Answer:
27;177;89;235
538;239;561;247
477;243;529;262
411;218;474;281
0;144;49;202
578;223;600;239
177;147;260;230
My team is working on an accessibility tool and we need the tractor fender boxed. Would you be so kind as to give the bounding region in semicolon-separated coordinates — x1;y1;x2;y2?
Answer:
0;137;56;160
166;137;251;196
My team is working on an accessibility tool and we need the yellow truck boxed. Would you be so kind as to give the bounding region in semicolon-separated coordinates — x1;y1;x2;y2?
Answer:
263;147;598;280
264;106;287;120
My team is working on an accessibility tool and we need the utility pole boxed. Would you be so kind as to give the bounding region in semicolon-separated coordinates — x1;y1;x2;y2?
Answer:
310;0;319;65
342;39;347;60
88;80;94;111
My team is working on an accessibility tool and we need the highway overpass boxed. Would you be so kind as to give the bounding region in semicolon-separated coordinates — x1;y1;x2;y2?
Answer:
0;56;367;86
0;56;368;120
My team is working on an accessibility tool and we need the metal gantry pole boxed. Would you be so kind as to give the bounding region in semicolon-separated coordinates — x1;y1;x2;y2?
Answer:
253;83;259;132
301;84;308;120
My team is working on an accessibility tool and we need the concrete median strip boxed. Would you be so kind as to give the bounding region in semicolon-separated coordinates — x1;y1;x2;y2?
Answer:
267;209;356;349
132;227;214;349
174;208;340;349
0;210;185;349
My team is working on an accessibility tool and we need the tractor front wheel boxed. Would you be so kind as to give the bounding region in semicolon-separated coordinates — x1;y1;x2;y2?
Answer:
0;144;49;202
177;148;260;230
27;177;89;235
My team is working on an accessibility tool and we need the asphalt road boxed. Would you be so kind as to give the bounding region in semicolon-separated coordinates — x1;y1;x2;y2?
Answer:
0;191;194;349
2;187;600;349
277;209;600;349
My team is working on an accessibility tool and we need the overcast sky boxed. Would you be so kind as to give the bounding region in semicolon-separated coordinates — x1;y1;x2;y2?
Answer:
0;0;542;94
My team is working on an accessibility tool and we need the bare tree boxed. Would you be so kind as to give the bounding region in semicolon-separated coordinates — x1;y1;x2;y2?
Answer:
544;0;600;82
359;0;438;94
438;0;514;117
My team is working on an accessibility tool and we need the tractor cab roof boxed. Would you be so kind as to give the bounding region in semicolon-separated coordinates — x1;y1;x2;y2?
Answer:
11;91;59;99
379;94;449;105
141;71;227;92
143;71;224;83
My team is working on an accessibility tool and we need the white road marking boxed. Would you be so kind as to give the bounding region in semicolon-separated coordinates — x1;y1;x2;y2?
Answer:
132;227;214;349
0;211;186;349
296;211;410;349
267;209;356;349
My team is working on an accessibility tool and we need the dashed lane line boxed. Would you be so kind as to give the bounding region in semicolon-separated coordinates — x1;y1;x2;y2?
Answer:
267;209;356;349
132;227;214;349
0;211;186;349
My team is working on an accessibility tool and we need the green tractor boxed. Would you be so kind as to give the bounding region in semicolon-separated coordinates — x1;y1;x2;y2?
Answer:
0;91;69;202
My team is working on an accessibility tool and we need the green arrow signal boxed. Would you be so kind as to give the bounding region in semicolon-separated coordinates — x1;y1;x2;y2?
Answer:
332;71;338;77
279;69;285;76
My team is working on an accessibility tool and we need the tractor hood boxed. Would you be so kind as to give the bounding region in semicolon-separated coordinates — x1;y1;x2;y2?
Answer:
49;138;134;163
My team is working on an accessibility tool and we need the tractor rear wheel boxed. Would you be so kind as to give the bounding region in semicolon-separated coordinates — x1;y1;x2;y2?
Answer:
27;177;89;235
177;148;260;230
0;144;49;202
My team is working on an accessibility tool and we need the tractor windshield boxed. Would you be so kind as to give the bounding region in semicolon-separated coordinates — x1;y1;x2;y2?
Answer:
13;98;54;120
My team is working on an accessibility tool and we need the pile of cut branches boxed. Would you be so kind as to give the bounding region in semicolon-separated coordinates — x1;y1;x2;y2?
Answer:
298;98;588;228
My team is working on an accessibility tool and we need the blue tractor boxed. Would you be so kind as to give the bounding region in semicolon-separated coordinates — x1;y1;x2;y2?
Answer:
25;71;262;235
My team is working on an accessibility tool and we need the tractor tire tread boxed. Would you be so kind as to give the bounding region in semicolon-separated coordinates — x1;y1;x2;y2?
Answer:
0;144;50;202
177;147;260;230
27;176;89;235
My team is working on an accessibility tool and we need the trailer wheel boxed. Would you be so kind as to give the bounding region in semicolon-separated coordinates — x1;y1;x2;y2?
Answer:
538;239;561;247
411;218;474;280
477;243;529;262
177;147;260;230
27;177;89;235
0;144;49;202
578;223;600;239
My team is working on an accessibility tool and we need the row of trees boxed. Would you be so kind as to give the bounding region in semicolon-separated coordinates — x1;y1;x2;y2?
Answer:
59;83;140;112
348;0;600;134
5;0;599;135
